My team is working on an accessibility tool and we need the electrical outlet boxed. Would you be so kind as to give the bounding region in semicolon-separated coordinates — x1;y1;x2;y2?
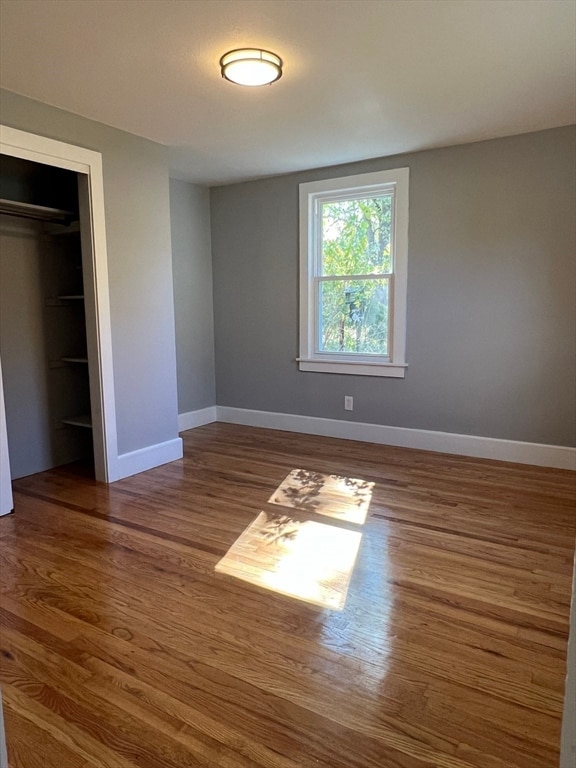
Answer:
344;396;353;411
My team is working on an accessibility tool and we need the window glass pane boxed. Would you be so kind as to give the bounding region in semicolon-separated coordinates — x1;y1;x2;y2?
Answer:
318;279;389;355
321;195;393;276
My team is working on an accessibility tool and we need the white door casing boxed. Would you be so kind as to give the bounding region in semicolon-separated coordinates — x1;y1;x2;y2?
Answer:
0;354;13;515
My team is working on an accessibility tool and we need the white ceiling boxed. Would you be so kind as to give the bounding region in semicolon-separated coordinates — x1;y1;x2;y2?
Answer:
1;0;574;185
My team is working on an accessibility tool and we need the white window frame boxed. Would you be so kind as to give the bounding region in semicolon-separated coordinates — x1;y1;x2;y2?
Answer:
298;167;409;377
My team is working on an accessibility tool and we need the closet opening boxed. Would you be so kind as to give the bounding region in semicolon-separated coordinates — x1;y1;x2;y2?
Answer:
0;155;99;482
0;125;118;512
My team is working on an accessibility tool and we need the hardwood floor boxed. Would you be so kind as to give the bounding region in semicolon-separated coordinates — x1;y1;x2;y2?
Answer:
1;423;574;768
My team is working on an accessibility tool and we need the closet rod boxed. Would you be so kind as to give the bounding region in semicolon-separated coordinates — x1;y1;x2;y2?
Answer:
0;198;75;223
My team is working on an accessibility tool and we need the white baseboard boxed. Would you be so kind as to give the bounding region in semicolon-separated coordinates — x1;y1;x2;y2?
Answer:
111;437;183;481
216;406;576;470
178;406;218;432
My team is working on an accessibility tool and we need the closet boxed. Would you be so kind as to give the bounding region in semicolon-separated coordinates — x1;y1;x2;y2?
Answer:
0;155;97;482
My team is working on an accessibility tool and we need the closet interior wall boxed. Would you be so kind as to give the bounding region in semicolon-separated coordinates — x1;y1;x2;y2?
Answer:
0;155;95;479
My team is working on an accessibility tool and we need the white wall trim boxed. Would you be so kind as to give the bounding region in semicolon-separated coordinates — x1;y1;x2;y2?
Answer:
0;357;13;516
178;406;217;432
216;407;576;470
111;438;183;482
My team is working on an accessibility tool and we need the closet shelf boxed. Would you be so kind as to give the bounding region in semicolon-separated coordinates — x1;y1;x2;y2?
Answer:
57;294;85;300
43;220;80;236
0;198;76;223
62;415;92;429
49;358;88;369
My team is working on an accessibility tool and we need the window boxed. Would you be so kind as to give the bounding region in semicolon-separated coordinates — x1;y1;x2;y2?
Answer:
298;168;409;377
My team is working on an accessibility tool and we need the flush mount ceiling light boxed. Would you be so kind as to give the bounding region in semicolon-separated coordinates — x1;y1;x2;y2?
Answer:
219;48;283;86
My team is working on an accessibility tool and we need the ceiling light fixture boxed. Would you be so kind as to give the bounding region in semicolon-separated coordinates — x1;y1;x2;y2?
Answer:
219;48;283;87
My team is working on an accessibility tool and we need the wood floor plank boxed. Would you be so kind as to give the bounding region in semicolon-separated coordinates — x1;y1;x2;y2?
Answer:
1;708;90;768
1;423;574;768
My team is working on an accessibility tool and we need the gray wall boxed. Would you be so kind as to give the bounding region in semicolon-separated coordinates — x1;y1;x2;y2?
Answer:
1;89;180;456
211;127;576;446
169;179;215;413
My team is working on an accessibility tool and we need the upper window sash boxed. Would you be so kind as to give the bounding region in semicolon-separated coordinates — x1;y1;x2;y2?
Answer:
313;187;396;278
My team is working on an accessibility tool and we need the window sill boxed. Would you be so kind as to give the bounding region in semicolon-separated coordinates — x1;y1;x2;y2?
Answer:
297;358;407;378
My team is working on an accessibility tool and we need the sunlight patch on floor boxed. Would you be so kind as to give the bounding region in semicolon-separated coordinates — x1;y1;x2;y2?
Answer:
215;511;362;610
268;468;374;525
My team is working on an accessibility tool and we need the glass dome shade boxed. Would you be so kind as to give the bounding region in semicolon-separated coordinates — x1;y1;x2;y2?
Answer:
220;49;283;86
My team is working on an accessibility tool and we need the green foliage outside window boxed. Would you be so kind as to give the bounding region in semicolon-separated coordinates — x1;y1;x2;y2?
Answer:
319;195;392;355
